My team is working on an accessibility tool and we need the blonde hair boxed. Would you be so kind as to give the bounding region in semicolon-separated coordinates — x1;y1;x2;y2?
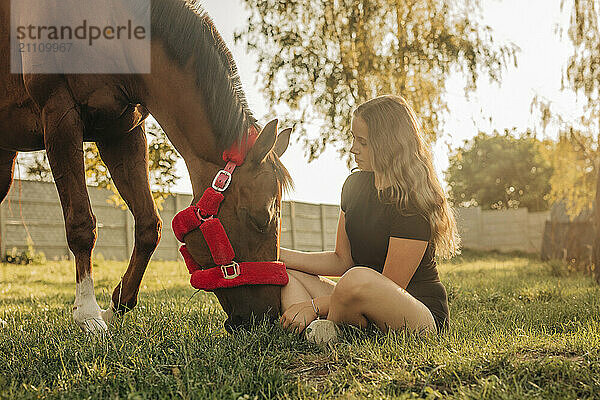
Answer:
353;95;460;258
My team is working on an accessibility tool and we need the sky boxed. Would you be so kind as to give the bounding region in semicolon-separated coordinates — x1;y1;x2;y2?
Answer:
160;0;580;205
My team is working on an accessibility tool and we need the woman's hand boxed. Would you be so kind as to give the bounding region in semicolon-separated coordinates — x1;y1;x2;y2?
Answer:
279;301;317;333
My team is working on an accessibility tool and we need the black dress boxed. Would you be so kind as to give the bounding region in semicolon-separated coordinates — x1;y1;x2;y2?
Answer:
340;171;449;332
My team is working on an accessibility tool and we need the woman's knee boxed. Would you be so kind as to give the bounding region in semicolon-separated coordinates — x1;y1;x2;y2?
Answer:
331;266;377;306
287;269;336;296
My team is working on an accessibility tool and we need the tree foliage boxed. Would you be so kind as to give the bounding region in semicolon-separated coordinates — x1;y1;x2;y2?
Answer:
446;130;553;211
528;0;599;219
22;121;180;210
525;1;600;277
545;128;596;216
562;0;600;102
543;0;600;216
554;0;600;278
532;97;597;217
236;0;516;161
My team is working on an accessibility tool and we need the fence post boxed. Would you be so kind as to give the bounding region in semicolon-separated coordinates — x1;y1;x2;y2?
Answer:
320;204;327;251
289;201;297;250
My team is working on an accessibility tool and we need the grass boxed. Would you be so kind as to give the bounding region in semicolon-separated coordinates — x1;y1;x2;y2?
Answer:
1;250;599;399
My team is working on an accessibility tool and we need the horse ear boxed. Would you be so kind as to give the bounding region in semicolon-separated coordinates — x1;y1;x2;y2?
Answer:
248;119;278;164
274;128;292;158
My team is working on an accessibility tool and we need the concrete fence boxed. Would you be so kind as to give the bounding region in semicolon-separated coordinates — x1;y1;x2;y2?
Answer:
0;180;341;260
0;180;549;260
455;207;550;254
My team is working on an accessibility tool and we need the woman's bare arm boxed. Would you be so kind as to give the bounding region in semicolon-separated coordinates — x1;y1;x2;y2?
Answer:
280;211;354;277
381;237;428;289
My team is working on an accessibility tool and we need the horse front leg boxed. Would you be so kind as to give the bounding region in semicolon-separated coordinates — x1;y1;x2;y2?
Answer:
97;124;162;322
40;86;106;333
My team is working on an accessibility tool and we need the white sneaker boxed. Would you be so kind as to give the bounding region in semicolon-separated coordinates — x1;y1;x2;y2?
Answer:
304;319;340;345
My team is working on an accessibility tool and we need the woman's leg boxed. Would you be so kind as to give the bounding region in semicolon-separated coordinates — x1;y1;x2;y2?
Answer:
288;270;336;297
280;269;336;313
327;267;436;333
280;273;312;311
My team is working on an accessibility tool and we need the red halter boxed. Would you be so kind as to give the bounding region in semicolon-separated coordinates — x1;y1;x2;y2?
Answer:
171;125;289;291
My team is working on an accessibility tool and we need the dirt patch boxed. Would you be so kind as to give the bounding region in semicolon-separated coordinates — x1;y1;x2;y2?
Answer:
286;354;340;386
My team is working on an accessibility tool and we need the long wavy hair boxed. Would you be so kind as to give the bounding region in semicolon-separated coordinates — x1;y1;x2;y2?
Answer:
353;95;460;258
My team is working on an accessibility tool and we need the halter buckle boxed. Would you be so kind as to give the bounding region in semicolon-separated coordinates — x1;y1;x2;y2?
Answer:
212;170;232;192
194;208;214;223
221;261;240;279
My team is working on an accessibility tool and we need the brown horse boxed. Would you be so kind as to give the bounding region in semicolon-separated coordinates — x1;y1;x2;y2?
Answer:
0;0;292;333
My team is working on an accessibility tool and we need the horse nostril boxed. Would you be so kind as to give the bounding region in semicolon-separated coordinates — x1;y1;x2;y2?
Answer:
250;215;270;233
242;207;272;234
224;315;249;333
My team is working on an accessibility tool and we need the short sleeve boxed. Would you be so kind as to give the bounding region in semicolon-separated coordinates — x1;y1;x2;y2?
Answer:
389;211;431;242
340;174;355;212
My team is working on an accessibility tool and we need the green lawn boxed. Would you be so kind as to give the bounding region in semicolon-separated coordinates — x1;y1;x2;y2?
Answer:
1;251;599;399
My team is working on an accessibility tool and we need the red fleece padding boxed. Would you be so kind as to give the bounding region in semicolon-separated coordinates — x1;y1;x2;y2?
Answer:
172;189;224;243
197;188;224;216
172;206;201;242
199;218;235;265
190;261;289;291
222;125;259;165
179;245;200;274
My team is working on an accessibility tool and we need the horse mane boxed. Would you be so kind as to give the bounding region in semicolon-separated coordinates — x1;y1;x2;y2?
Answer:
150;0;256;151
149;0;293;191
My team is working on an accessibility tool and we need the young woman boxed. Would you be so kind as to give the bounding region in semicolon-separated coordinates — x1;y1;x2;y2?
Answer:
279;95;460;339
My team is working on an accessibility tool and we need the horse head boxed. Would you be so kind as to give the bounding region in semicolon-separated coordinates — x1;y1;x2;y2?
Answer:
180;119;292;332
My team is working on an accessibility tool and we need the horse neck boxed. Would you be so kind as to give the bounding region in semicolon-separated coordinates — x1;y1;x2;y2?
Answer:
141;40;228;197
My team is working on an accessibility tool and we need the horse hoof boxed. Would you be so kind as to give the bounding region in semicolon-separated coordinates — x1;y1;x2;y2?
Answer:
77;317;108;335
73;304;108;335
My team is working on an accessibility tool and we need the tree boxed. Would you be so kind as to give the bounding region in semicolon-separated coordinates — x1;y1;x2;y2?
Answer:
544;0;600;278
22;121;180;209
533;0;600;217
236;0;516;162
445;130;553;211
531;101;597;218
